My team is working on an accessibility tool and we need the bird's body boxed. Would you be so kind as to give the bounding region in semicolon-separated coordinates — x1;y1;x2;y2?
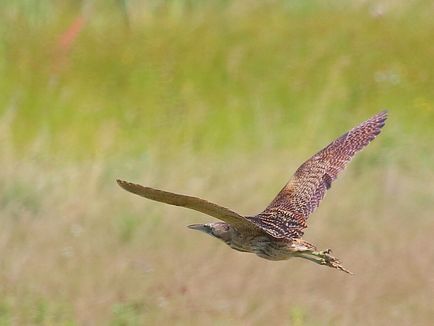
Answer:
226;234;315;262
188;222;293;259
118;111;388;274
188;222;343;270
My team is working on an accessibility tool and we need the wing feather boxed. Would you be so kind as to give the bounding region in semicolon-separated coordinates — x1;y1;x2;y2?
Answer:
117;179;256;229
248;111;388;239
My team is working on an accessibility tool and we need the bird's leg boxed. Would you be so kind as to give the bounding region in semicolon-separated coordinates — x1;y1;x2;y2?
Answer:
290;239;353;274
298;249;353;274
317;248;333;256
294;252;326;265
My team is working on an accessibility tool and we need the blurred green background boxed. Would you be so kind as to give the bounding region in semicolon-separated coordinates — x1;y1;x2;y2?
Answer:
0;1;433;325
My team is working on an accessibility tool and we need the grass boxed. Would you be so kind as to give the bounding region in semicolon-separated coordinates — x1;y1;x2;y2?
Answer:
0;1;433;325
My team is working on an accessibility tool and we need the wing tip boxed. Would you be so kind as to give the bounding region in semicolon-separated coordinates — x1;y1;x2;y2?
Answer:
117;179;133;191
117;179;149;197
376;110;388;124
364;110;388;139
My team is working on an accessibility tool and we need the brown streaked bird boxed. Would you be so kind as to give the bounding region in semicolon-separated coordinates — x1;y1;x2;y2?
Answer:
117;111;387;274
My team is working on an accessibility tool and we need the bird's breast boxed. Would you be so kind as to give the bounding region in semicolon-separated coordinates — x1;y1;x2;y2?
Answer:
228;234;293;261
253;238;294;261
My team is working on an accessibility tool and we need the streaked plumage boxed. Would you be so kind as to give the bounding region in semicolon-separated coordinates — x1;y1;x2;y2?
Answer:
118;111;387;274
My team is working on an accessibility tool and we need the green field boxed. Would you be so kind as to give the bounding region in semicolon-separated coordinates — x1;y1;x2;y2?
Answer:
0;1;433;325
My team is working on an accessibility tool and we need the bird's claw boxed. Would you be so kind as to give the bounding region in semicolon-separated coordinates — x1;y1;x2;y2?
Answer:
327;257;354;275
316;250;353;275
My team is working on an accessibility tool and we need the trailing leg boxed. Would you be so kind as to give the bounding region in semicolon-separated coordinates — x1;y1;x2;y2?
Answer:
297;248;353;274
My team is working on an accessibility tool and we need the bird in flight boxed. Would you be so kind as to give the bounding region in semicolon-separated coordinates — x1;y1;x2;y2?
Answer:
117;111;387;274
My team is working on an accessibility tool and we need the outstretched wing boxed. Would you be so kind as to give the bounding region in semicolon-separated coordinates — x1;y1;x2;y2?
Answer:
248;111;388;239
117;180;258;230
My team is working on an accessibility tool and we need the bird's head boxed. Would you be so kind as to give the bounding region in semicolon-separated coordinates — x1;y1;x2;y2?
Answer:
187;222;232;243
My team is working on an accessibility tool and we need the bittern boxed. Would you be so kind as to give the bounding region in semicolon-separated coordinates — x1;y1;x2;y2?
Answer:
117;111;387;274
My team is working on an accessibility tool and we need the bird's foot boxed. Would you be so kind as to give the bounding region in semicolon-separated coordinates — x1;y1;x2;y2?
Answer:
319;248;332;255
313;249;353;275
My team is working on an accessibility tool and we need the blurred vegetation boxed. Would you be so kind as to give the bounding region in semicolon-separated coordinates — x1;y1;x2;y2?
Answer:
0;0;433;325
1;0;433;162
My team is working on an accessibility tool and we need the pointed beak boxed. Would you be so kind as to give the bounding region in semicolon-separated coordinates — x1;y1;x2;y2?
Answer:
187;224;208;233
